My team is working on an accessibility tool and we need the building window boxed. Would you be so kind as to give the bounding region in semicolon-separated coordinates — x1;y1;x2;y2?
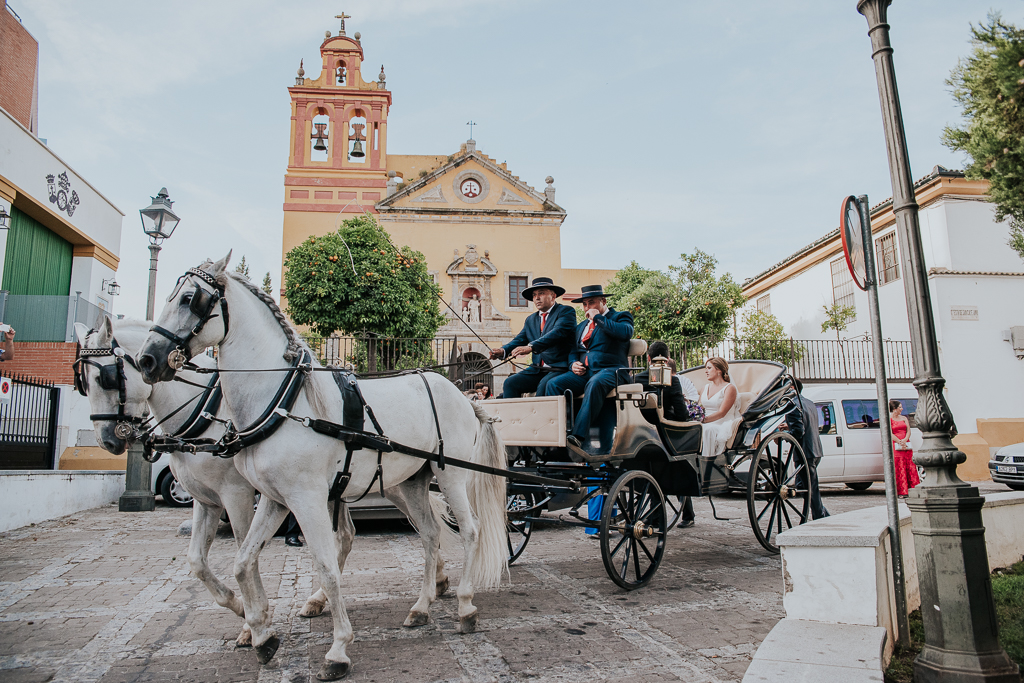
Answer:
830;257;856;318
875;232;900;285
756;294;771;315
509;276;528;308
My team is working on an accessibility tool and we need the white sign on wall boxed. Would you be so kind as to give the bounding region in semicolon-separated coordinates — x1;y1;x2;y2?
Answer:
950;305;979;321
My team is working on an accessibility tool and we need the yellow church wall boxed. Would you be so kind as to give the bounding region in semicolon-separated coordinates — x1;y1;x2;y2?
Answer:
388;155;450;180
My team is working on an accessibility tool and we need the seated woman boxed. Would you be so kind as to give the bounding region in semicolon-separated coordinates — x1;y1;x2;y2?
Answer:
698;357;740;459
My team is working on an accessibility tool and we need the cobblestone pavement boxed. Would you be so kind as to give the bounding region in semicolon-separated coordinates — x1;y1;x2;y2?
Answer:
0;483;1008;683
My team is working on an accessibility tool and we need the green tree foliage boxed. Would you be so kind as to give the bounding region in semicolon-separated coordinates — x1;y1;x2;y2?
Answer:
942;14;1024;260
262;272;273;296
234;255;250;279
283;215;444;338
605;251;745;342
738;308;800;363
820;302;856;342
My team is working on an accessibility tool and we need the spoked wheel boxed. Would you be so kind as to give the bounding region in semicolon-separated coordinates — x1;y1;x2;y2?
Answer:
506;492;536;564
600;471;668;591
665;495;687;528
747;432;811;554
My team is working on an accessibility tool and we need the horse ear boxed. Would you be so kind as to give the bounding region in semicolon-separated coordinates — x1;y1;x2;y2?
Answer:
94;316;112;344
209;250;232;277
73;322;90;344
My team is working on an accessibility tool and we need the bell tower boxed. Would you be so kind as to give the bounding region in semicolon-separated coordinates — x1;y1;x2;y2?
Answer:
284;15;391;216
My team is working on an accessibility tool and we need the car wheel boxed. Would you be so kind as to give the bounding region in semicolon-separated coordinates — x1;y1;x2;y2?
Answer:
845;482;873;491
160;471;194;507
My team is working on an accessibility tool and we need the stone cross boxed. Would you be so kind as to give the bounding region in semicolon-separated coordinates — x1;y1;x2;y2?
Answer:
335;12;351;35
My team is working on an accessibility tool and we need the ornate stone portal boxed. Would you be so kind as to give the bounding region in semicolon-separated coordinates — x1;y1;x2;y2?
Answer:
440;245;513;390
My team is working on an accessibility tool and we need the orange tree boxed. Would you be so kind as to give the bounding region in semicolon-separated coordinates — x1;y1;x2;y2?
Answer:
283;215;444;339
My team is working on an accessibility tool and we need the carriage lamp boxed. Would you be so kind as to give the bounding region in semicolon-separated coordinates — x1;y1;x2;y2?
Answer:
648;356;673;387
311;123;329;152
102;278;120;296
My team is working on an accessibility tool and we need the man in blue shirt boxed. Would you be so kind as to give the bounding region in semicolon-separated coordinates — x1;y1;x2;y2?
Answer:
490;277;576;398
544;284;634;453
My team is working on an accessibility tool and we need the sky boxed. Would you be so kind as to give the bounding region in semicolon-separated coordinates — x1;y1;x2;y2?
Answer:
13;0;1015;319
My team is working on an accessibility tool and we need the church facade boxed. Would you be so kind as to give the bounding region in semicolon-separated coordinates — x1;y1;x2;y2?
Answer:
280;18;615;389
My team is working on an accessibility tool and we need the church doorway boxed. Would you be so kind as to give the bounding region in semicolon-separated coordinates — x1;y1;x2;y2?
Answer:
454;351;493;395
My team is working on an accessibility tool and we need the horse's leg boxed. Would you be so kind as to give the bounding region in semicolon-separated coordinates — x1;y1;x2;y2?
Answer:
437;478;481;633
234;495;289;665
222;486;257;647
188;502;245;618
386;482;452;602
390;472;442;628
290;496;354;681
298;501;354;618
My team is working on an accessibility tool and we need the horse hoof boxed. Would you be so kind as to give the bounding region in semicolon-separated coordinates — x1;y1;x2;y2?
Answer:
299;599;327;618
435;576;450;597
457;611;478;634
316;660;351;681
254;635;280;665
403;611;429;628
235;626;252;648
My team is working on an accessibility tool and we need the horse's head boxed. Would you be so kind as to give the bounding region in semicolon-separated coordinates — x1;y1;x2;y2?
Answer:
73;316;152;455
137;252;231;385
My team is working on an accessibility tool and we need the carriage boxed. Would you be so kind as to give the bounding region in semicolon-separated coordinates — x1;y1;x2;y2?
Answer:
480;342;813;590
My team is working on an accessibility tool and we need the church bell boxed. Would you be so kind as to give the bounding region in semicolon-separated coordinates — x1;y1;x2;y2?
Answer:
311;123;329;152
349;139;365;158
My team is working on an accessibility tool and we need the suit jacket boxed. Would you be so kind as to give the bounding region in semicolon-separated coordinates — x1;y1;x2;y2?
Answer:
787;394;823;464
634;371;689;422
500;302;576;369
569;308;635;371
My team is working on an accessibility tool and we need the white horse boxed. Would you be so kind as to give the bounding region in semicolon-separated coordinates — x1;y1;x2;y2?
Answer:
137;254;508;681
75;317;459;649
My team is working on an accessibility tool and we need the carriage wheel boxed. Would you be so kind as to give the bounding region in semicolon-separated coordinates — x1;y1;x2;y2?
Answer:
665;496;686;528
600;471;668;591
746;432;811;554
506;492;535;564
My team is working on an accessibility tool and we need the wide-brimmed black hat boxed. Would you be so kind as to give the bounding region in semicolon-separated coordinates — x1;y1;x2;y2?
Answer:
571;284;608;303
521;277;566;299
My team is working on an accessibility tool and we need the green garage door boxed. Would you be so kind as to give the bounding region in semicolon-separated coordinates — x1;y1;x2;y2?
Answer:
3;207;72;295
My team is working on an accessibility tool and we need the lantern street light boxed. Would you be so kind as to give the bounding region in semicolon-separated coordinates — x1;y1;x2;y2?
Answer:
139;188;180;321
102;278;120;296
0;206;10;230
856;2;1018;680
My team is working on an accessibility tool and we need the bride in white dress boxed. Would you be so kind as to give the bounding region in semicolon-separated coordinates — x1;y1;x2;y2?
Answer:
699;357;740;458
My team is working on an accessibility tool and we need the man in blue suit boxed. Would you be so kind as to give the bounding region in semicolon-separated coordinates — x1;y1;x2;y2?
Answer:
490;277;576;398
544;284;634;453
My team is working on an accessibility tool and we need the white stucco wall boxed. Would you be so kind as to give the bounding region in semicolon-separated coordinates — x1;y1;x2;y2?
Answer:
744;196;1024;430
0;471;125;532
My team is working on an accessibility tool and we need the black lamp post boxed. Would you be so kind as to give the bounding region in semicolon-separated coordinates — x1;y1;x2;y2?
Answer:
856;2;1019;680
139;188;180;321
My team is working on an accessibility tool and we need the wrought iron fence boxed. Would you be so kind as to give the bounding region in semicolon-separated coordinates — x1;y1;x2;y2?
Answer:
646;338;914;383
0;372;60;469
0;292;110;342
303;335;461;375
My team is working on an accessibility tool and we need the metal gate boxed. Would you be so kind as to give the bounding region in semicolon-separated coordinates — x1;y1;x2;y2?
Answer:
0;373;60;470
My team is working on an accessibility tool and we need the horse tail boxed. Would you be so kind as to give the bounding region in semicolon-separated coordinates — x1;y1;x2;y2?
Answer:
466;401;509;589
427;490;459;555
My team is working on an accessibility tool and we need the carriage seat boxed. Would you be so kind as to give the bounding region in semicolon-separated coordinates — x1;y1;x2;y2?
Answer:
725;392;757;449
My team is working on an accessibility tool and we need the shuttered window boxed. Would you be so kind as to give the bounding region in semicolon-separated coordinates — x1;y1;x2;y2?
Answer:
2;207;72;295
830;257;856;319
875;232;900;285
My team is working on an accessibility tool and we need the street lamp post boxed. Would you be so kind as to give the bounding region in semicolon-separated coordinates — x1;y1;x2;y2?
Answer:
139;188;180;321
856;2;1019;681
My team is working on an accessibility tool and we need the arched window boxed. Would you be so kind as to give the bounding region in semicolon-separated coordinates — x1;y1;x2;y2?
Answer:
348;113;367;163
335;60;347;85
310;112;330;162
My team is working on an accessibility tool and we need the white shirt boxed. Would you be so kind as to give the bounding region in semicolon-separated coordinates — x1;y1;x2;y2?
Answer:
676;373;699;402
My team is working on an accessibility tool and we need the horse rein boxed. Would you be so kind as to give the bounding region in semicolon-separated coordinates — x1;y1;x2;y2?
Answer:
149;267;228;371
73;336;150;440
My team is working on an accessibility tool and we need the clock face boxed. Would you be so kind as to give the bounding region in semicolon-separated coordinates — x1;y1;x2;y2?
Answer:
460;179;482;198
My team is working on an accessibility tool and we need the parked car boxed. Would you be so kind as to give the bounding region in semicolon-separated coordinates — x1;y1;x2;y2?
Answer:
800;384;922;490
989;442;1024;491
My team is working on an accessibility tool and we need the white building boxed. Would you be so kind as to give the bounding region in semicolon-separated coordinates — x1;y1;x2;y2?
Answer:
741;167;1024;478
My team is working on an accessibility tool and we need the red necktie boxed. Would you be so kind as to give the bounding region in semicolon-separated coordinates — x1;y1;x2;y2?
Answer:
540;312;547;333
581;320;595;347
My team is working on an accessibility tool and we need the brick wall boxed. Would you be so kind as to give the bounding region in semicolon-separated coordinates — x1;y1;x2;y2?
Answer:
2;342;77;384
0;4;39;134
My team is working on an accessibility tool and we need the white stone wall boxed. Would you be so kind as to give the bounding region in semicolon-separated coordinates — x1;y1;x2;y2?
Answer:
0;471;125;532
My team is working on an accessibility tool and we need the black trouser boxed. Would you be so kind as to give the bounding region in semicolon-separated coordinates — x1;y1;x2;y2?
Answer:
796;458;829;520
500;365;566;398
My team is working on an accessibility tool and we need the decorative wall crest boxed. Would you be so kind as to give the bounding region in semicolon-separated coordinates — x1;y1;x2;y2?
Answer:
45;172;81;218
497;188;530;205
411;186;446;203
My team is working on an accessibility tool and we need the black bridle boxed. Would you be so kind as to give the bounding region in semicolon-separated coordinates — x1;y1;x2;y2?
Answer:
149;267;229;371
73;336;150;440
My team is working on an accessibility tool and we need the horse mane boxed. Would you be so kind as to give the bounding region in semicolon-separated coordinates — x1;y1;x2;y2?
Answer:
220;269;334;420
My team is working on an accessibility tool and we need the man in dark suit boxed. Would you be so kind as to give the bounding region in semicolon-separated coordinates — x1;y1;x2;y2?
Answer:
786;377;829;520
490;277;576;398
544;284;634;453
633;340;696;528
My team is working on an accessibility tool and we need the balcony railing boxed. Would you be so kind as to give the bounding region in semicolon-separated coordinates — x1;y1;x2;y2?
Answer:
0;292;110;343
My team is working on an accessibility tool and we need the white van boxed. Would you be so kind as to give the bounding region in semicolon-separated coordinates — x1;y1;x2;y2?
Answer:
800;383;922;490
